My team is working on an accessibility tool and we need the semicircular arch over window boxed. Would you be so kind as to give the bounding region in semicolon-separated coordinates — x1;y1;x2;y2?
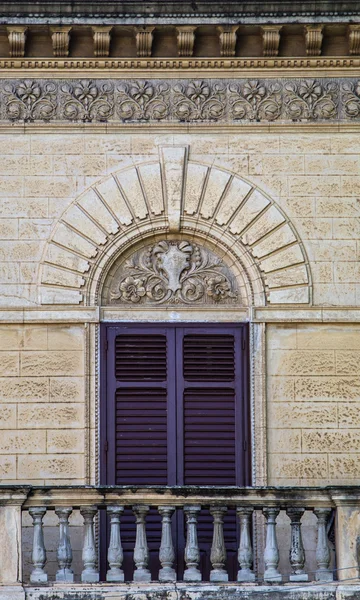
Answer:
39;145;311;307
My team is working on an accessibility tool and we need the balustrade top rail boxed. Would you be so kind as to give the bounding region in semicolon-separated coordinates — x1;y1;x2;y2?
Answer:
0;485;359;508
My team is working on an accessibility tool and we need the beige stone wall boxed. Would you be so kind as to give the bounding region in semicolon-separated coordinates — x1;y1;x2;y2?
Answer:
0;131;358;307
0;129;358;484
267;324;360;485
0;324;86;483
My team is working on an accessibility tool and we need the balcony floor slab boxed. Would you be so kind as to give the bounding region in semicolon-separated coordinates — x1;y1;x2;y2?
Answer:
20;583;360;600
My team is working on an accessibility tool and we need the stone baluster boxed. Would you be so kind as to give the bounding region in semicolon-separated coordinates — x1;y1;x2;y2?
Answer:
237;507;255;582
263;507;282;583
80;506;99;583
314;508;333;581
29;507;47;583
133;505;151;582
106;506;124;582
158;506;176;582
184;505;202;582
286;508;308;581
210;505;228;582
55;507;74;582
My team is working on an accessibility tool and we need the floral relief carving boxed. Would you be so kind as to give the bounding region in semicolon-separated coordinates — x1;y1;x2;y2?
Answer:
116;81;170;121
283;79;338;120
60;79;114;121
3;79;57;121
0;77;359;123
108;240;238;306
229;80;282;121
341;81;360;118
173;80;226;121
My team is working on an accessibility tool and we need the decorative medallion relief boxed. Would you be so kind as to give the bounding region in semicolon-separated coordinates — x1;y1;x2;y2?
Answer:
105;240;238;306
1;78;359;123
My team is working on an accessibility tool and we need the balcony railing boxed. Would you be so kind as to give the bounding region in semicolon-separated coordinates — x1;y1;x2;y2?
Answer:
1;485;359;589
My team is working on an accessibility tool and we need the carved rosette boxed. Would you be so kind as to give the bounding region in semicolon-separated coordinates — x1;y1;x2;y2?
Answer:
60;80;114;122
116;81;170;121
284;79;338;120
173;80;226;121
3;79;57;121
229;79;282;121
106;240;238;306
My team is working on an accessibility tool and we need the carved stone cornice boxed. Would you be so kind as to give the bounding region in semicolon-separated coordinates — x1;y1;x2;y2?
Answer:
304;24;324;56
6;26;28;58
261;26;282;57
134;26;155;57
92;26;113;57
0;77;359;124
217;26;238;57
0;57;359;77
348;24;360;55
50;26;72;57
176;26;197;57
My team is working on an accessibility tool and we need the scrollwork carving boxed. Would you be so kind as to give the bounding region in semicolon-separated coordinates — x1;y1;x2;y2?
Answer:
60;79;114;122
0;77;360;123
173;80;226;121
116;81;170;121
284;79;338;120
341;81;360;118
3;79;57;121
107;240;238;306
229;80;282;121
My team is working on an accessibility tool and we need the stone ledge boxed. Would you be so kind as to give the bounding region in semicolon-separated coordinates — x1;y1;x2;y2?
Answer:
22;583;360;600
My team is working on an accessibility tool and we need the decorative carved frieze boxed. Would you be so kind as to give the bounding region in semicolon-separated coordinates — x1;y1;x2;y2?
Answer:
135;27;155;57
107;240;238;306
217;26;238;57
6;26;28;58
50;27;72;57
261;26;282;57
176;26;197;57
92;26;113;57
304;24;323;56
348;25;360;56
0;77;358;123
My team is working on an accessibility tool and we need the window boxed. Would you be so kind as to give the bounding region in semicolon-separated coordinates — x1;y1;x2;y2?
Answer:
101;323;250;579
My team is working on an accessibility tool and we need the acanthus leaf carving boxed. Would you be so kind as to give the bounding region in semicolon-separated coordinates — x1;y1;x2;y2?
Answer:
173;80;226;121
284;79;338;120
3;79;57;122
229;79;282;121
108;240;238;306
116;81;170;121
60;79;114;122
341;81;360;118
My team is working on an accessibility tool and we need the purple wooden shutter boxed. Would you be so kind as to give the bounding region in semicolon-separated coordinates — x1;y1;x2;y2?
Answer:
176;327;248;580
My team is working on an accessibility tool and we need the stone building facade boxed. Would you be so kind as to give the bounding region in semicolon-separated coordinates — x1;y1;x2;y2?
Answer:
0;2;360;599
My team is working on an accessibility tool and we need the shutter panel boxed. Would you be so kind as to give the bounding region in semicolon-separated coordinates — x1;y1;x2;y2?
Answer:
178;329;243;580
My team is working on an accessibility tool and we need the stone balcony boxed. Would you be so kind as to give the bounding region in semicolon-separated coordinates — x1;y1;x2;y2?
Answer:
1;485;360;600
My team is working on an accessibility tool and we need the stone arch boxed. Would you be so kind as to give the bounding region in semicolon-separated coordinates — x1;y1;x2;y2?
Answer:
39;145;311;306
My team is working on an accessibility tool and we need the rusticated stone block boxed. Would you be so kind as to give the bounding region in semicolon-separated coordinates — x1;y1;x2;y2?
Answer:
0;352;19;376
269;350;335;376
0;377;48;402
47;326;85;350
302;430;360;453
18;454;83;479
268;377;295;402
20;351;84;377
0;430;46;453
338;403;360;428
17;403;84;429
0;456;16;479
295;376;360;401
269;454;328;479
47;430;85;453
268;429;301;453
336;351;360;375
268;402;337;428
329;455;360;478
49;377;84;403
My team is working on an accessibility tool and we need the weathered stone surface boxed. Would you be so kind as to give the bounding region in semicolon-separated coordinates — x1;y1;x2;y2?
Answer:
17;454;84;479
0;378;48;402
20;351;84;376
302;430;360;452
268;402;338;428
268;350;335;376
18;404;84;429
269;454;328;479
295;377;360;401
